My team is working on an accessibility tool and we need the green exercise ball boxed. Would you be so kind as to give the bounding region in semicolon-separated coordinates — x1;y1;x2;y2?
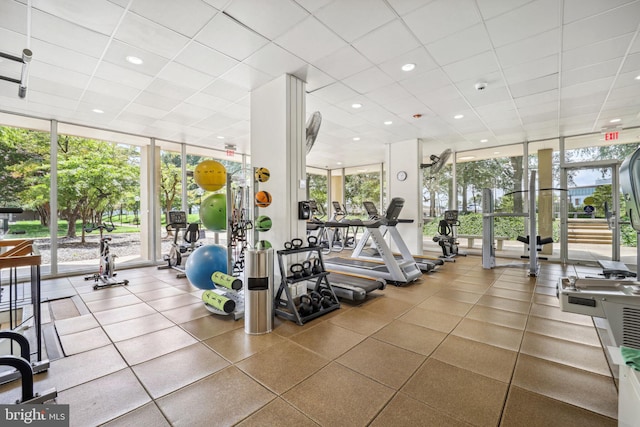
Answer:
200;193;227;231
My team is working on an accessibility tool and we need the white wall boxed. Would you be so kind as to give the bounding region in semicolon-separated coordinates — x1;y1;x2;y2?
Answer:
386;139;423;254
250;75;306;251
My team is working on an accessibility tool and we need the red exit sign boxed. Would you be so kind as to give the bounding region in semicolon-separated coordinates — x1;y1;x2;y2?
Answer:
605;131;619;141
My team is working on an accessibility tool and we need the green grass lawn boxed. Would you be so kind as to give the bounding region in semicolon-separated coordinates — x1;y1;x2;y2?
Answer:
6;219;141;238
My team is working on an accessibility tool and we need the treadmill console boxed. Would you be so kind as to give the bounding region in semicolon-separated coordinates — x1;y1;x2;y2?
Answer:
363;201;379;219
385;198;405;221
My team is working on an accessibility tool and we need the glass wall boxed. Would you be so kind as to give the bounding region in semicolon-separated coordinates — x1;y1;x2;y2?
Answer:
343;165;382;218
0;117;53;274
307;167;328;217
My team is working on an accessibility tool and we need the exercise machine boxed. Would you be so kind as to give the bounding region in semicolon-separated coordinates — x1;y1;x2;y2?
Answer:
596;202;637;278
84;223;129;290
158;211;202;278
432;210;466;261
558;146;640;427
360;200;442;271
325;198;422;285
482;170;550;276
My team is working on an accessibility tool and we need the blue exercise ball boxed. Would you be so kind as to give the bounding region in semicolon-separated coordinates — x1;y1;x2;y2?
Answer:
185;244;228;289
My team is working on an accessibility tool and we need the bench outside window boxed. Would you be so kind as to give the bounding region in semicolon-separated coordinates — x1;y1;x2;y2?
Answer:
457;234;508;251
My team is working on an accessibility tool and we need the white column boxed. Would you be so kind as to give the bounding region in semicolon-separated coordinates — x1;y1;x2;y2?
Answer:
386;139;423;254
250;75;306;249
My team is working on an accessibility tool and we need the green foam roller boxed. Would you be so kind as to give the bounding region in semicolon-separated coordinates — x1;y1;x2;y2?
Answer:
202;290;236;313
211;271;242;290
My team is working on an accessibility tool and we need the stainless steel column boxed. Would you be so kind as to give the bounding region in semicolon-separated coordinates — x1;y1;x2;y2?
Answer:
244;248;274;334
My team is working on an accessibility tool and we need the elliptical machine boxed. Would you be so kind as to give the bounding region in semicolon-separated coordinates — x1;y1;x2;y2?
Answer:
158;211;202;278
433;210;465;261
84;223;129;290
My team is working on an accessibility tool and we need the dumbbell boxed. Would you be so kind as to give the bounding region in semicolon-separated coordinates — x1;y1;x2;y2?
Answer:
297;294;314;316
290;263;304;280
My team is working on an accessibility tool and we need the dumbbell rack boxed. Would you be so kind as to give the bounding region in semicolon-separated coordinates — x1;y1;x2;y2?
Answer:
274;245;340;325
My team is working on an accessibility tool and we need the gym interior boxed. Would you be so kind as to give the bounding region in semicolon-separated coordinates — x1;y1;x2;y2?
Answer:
1;1;640;426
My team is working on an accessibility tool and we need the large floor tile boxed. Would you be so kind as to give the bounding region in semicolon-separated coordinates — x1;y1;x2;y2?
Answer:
501;386;616;427
204;327;287;363
337;337;425;389
102;312;174;342
133;342;229;398
49;298;81;320
236;397;318;427
371;392;469;427
93;303;157;325
477;294;531;314
290;321;367;360
452;318;524;351
433;288;483;304
418;295;474;317
179;313;243;340
283;362;395;426
161;301;211;324
520;331;611;376
146;293;202;311
512;354;617;418
59;326;112;355
529;302;595;326
236;341;329;394
402;358;508;426
359;295;414;318
134;286;186;301
103;402;171;427
58;368;151;427
115;325;198;365
54;313;99;336
372;320;447;356
85;294;143;312
398;306;462;333
525;316;601;346
431;335;517;383
465;304;528;330
328;307;392;335
157;366;275;426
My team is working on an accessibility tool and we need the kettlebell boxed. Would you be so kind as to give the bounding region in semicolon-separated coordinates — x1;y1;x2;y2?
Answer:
307;235;318;246
309;291;322;313
290;263;304;280
297;294;313;316
302;260;312;277
311;258;322;275
320;289;334;308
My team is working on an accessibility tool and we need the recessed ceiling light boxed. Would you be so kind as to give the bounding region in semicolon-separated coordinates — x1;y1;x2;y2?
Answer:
401;63;416;72
353;137;361;141
458;156;475;161
351;103;362;109
337;162;343;165
217;136;225;139
610;118;621;123
384;120;393;125
635;75;640;80
480;139;488;143
126;55;143;65
92;108;104;114
454;114;464;119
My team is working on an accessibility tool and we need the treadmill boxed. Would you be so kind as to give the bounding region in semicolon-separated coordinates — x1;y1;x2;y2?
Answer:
324;198;423;285
360;201;442;272
305;200;387;300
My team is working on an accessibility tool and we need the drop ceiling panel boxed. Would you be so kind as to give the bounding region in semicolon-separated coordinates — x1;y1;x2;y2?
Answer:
476;0;532;20
365;83;412;105
29;39;98;76
561;77;614;100
342;66;395;94
561;58;622;87
115;12;190;59
86;77;140;100
352;20;420;65
225;0;309;39
310;82;359;104
218;63;272;90
94;62;154;90
134;90;183;111
80;91;131;111
145;79;198;101
377;47;439;82
384;96;430;116
494;28;559;68
314;0;395;43
157;62;214;90
403;0;482;45
311;45;372;80
31;9;110;58
426;24;492;66
562;34;633;71
562;2;640;51
102;40;170;77
509;74;559;98
245;43;307;77
442;51;500;83
503;55;559;85
196;13;269;61
125;0;218;38
32;0;125;35
291;64;335;91
484;0;559;48
202;79;249;102
275;16;347;63
174;42;239;78
563;0;638;24
29;61;91;89
293;0;332;13
0;1;28;34
400;68;451;94
514;89;559;108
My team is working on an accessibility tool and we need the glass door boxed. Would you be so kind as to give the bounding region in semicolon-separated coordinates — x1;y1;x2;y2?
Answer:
560;161;620;264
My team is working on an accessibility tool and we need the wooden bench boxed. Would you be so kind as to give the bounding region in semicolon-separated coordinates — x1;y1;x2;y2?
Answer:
457;234;508;250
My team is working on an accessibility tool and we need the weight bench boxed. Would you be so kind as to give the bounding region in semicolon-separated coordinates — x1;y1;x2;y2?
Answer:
597;260;637;279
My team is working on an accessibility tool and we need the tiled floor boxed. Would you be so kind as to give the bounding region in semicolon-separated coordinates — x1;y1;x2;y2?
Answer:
0;256;619;426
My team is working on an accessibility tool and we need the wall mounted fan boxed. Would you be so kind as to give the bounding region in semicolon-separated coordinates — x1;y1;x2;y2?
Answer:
421;148;452;173
306;111;322;154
